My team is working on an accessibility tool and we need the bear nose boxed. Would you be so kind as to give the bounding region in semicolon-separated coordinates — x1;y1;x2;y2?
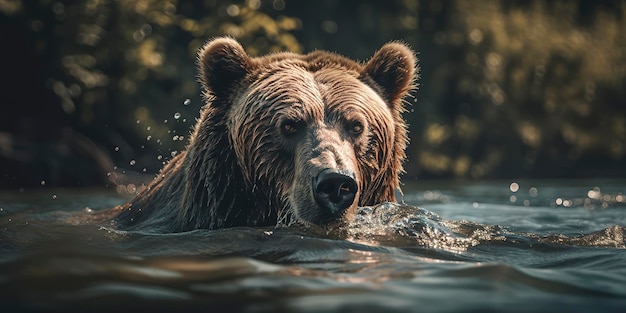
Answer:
313;170;357;220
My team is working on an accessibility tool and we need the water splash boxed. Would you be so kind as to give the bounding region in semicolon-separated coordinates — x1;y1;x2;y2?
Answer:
344;203;625;252
347;203;496;252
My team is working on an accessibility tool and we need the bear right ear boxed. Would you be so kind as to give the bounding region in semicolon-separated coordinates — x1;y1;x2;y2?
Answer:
197;37;251;99
360;42;418;110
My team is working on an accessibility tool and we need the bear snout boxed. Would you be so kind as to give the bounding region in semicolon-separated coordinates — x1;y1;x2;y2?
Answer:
313;169;358;222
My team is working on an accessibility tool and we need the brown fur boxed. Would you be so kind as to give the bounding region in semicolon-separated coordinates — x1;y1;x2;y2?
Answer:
108;37;418;232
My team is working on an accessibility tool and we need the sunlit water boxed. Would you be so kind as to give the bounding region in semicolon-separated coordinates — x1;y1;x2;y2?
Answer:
1;179;625;312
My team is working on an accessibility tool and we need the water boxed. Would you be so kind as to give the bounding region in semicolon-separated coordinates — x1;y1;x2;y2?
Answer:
1;179;625;312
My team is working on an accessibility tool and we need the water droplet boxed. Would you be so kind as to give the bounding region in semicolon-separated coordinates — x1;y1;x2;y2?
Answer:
40;180;46;186
130;160;136;166
146;126;151;131
509;182;519;193
147;135;152;141
114;146;120;152
52;194;57;200
116;185;125;194
182;118;187;123
157;155;163;160
183;98;191;106
164;119;168;123
171;151;178;157
136;119;141;124
587;188;601;200
174;112;181;119
142;168;147;172
84;207;93;213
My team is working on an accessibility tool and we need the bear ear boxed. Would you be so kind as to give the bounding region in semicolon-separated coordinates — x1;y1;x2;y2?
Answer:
360;42;418;109
197;37;252;99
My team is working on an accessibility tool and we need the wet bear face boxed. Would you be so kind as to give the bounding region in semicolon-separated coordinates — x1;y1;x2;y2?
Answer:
198;38;417;226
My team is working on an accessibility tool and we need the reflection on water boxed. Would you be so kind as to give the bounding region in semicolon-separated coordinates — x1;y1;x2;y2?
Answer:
1;180;625;312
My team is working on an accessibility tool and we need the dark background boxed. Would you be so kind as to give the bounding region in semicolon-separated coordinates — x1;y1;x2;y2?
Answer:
1;0;625;191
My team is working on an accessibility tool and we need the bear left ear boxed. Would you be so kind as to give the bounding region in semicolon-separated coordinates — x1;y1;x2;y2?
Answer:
360;42;418;109
197;37;252;99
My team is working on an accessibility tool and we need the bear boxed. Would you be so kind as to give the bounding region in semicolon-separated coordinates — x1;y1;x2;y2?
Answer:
105;37;417;233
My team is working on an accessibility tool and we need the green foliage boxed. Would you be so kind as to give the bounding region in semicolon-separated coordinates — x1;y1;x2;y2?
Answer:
414;0;626;178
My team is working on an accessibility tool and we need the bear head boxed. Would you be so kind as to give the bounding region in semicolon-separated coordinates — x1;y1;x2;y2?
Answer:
189;37;418;228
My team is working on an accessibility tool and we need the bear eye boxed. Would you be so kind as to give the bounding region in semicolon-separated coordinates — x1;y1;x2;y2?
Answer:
281;120;299;135
347;121;364;135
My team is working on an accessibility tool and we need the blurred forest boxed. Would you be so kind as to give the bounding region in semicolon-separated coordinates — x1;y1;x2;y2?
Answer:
1;0;625;190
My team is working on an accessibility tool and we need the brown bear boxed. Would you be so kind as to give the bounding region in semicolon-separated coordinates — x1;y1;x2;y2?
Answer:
107;37;417;232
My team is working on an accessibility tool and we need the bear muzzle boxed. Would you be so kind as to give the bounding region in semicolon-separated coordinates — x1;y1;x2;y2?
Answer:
312;169;358;222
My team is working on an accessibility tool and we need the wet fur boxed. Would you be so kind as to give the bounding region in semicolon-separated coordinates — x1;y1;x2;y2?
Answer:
106;37;418;233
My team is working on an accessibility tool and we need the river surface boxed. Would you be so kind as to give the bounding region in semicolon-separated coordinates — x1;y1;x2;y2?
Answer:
1;179;625;312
